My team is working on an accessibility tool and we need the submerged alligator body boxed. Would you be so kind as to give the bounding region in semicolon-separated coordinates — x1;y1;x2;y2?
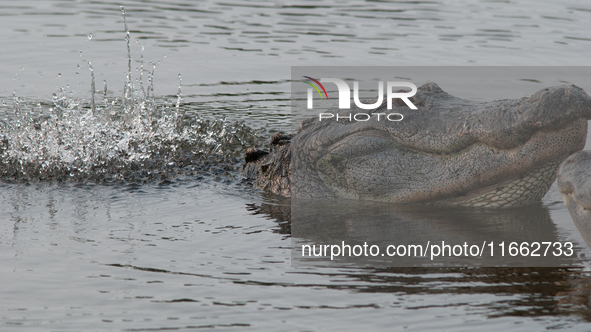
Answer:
244;82;591;208
558;151;591;235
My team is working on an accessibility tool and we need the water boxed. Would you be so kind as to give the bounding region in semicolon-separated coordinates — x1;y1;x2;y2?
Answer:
1;0;591;330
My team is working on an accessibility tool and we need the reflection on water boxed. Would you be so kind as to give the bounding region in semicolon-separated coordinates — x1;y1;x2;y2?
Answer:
1;0;591;330
2;183;591;331
291;201;585;267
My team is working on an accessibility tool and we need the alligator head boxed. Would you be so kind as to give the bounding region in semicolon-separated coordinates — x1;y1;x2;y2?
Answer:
245;82;591;208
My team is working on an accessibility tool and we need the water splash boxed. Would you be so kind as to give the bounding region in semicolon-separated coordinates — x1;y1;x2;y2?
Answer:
0;86;264;184
0;13;265;184
176;74;183;115
122;5;133;114
88;61;96;114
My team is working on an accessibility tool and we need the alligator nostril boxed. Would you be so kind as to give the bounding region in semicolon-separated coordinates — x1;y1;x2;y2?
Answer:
270;133;292;146
244;148;269;163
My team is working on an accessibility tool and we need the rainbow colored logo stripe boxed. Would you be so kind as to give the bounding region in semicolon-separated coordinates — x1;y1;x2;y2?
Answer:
303;76;329;100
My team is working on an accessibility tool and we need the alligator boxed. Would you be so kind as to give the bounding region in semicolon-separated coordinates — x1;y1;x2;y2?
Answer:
244;82;591;208
558;151;591;240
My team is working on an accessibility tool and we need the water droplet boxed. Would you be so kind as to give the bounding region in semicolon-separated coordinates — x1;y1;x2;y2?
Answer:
57;73;62;78
87;33;93;40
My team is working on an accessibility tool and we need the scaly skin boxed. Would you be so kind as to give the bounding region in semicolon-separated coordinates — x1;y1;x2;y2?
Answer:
245;82;591;208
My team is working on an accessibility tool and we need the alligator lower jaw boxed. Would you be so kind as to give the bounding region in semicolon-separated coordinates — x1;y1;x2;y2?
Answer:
562;192;591;221
557;151;591;236
437;159;561;208
562;192;591;249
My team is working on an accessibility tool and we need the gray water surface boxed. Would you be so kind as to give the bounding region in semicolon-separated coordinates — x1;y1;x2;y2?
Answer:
2;0;591;331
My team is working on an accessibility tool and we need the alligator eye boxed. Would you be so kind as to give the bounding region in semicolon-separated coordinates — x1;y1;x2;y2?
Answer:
316;132;397;196
325;130;393;157
316;153;349;189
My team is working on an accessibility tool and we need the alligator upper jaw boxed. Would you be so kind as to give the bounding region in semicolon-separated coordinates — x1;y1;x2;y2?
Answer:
311;82;591;155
